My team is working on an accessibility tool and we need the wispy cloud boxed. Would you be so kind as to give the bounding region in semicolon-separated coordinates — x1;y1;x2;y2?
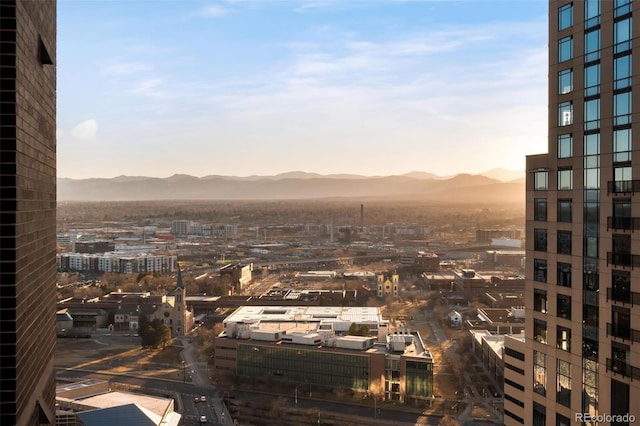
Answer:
132;78;167;99
202;5;229;17
70;119;98;141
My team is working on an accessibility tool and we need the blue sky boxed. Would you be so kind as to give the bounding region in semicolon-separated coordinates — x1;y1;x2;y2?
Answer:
57;0;548;179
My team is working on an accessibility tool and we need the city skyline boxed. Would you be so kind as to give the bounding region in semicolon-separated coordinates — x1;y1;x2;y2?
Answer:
58;0;548;179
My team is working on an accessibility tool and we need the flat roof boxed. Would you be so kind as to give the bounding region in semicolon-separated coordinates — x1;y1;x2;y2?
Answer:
224;306;385;324
78;391;173;417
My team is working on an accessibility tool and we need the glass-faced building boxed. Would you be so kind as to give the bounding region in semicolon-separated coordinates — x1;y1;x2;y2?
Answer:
214;306;433;404
504;1;640;425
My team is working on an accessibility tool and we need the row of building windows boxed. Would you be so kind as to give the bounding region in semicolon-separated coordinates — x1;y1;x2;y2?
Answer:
533;228;572;255
557;91;632;129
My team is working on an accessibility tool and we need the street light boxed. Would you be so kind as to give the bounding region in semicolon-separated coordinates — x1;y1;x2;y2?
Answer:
295;386;298;407
181;361;186;383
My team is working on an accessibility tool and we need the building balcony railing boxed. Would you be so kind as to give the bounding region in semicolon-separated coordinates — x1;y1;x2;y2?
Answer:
606;358;640;380
607;216;640;231
606;252;640;268
606;322;640;343
608;180;640;194
606;287;640;306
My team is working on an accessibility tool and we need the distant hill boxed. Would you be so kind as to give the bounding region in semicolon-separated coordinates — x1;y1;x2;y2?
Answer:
478;168;524;182
58;171;525;204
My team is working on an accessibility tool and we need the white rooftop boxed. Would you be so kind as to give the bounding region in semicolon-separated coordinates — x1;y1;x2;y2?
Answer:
224;306;384;324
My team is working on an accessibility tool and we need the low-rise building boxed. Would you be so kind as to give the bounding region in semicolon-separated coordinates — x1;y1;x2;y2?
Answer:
213;306;434;404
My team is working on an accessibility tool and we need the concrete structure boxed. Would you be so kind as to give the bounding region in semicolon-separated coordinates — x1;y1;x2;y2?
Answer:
504;2;640;424
470;330;506;394
219;262;253;291
213;306;433;404
55;379;180;426
0;1;57;424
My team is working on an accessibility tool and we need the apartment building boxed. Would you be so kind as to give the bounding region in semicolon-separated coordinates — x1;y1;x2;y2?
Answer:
0;1;57;424
504;1;640;425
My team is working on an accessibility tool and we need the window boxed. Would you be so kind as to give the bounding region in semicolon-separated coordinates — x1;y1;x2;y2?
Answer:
557;326;571;352
534;319;547;345
533;402;546;426
615;0;632;17
505;347;525;361
534;171;548;190
585;132;600;155
558;36;573;62
614;17;632;53
614;54;631;90
612;270;631;303
613;128;631;163
557;262;571;287
558;101;573;126
614;166;632;192
584;98;600;130
557;294;571;319
558;169;573;190
534;228;547;251
558;134;572;158
558;199;572;222
612;234;631;266
533;351;547;395
534;259;547;283
612;198;631;229
505;393;524;407
557;413;571;426
557;230;572;255
534;288;548;313
614;91;632;126
557;359;571;407
584;0;600;28
558;3;573;30
558;68;573;94
611;380;630;421
612;306;631;339
534;199;547;221
584;29;600;62
505;409;525;424
584;63;600;96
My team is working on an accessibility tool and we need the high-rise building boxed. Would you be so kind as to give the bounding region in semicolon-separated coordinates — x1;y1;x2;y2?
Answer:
0;1;57;425
504;1;640;425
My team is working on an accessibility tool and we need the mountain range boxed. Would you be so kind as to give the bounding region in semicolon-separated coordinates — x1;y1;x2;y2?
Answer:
57;168;525;203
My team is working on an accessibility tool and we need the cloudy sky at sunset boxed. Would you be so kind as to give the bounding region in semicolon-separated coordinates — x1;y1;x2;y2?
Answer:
57;0;548;179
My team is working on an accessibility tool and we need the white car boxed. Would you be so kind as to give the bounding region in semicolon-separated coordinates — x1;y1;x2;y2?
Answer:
200;395;206;402
200;415;207;423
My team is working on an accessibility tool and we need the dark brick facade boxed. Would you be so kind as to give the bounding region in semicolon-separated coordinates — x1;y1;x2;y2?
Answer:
0;0;57;424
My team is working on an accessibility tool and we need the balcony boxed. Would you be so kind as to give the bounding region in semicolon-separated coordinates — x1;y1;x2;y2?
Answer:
607;216;640;231
606;323;640;343
606;358;640;380
608;180;640;194
606;288;640;306
607;252;640;268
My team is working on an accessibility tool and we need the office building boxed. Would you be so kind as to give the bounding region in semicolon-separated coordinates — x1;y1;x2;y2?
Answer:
213;306;434;404
504;1;640;425
0;1;57;424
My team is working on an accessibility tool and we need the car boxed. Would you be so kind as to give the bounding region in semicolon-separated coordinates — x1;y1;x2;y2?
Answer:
193;396;200;403
200;395;206;402
199;415;207;423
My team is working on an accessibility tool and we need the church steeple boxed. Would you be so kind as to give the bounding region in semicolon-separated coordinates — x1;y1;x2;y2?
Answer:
176;264;184;290
175;264;184;306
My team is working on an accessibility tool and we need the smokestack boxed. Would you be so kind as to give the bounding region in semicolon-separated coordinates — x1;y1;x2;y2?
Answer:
360;204;364;231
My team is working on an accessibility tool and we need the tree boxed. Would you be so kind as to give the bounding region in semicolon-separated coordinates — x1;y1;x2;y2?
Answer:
139;318;172;349
439;416;460;426
348;323;370;337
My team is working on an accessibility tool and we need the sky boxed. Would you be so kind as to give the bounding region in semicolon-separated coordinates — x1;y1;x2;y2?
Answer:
57;0;549;179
